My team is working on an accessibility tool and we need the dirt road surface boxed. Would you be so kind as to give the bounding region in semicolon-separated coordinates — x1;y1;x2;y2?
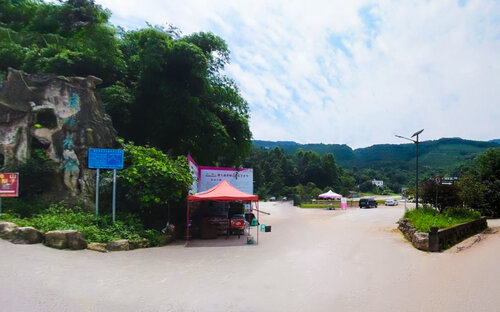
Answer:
2;202;500;311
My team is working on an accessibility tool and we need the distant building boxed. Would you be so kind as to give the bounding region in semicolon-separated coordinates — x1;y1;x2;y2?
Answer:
348;191;359;198
371;179;383;187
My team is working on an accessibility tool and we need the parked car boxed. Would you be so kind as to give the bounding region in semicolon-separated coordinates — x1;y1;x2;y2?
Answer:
359;197;378;209
385;198;398;206
269;196;276;201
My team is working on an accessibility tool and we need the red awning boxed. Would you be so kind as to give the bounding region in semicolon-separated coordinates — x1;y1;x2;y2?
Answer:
188;179;258;202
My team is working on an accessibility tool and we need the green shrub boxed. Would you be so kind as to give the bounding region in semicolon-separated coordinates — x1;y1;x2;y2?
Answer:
403;207;480;232
293;195;301;206
0;204;166;246
0;212;30;226
99;141;193;228
141;229;165;247
445;207;481;220
1;197;48;218
4;149;57;198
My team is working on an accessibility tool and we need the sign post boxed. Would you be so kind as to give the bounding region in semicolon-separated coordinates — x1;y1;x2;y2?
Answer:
0;173;19;214
88;148;124;222
95;168;100;216
112;169;117;223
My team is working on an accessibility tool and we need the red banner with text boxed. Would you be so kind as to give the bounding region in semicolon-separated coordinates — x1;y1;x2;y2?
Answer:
0;173;19;197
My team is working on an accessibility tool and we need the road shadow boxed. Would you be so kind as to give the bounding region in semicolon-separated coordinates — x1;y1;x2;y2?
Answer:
184;234;256;247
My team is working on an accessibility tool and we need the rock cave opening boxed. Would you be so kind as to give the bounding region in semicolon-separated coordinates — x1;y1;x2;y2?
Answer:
31;136;50;151
36;110;57;129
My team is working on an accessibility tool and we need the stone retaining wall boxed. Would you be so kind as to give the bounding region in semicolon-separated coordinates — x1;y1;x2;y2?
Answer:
397;219;429;251
398;217;488;252
429;217;487;251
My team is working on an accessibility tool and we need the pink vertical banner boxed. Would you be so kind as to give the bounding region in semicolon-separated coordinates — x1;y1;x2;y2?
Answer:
341;198;347;210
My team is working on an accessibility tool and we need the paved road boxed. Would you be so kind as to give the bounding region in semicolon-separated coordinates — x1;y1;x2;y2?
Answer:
1;202;500;311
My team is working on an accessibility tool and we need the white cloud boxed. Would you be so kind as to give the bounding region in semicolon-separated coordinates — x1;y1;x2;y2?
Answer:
96;0;500;148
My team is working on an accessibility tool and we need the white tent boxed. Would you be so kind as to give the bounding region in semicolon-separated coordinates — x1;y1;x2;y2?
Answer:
318;190;343;199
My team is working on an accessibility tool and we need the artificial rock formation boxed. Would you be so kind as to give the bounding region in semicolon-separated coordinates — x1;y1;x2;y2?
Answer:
0;222;43;244
106;239;130;251
0;68;117;201
0;221;18;240
87;242;108;253
44;230;87;250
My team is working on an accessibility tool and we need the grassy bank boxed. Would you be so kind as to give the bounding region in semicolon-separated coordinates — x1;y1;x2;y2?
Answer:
0;205;165;246
403;207;481;232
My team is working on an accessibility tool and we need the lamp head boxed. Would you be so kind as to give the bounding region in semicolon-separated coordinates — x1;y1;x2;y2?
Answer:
395;134;414;142
411;129;424;138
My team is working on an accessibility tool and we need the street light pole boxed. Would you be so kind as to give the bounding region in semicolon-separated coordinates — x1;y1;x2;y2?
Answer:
395;129;424;209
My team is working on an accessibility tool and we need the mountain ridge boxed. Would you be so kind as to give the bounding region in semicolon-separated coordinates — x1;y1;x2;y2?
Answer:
253;138;500;170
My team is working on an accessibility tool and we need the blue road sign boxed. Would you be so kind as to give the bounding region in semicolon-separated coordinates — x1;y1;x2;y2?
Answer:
88;148;124;169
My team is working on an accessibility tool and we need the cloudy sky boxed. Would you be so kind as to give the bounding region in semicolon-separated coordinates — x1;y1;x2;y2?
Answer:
96;0;500;148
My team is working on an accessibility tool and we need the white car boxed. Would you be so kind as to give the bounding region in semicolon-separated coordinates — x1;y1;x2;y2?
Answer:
385;198;398;206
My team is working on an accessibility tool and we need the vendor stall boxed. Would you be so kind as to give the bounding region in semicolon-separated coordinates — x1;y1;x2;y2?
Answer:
186;180;259;244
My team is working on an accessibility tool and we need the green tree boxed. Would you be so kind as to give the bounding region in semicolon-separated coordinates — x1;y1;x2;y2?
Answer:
421;176;460;212
0;0;124;84
459;148;500;216
116;142;192;227
116;27;251;166
458;173;488;211
321;153;341;189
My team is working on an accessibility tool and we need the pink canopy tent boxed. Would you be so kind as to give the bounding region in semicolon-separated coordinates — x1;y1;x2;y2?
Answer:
318;190;343;199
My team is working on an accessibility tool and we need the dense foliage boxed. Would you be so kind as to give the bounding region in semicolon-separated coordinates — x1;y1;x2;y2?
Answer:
112;142;192;227
3;149;58;199
0;0;252;167
403;207;480;232
0;142;191;236
103;28;252;166
0;0;123;84
244;147;355;200
420;176;461;213
459;148;500;216
0;204;165;246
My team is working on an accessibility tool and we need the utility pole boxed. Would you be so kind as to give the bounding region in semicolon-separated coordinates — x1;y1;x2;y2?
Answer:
395;129;424;209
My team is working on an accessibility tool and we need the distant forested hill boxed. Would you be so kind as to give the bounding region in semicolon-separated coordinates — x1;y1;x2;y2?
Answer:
253;138;500;172
253;140;355;162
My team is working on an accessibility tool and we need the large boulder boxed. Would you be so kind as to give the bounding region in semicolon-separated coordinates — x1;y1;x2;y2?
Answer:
106;239;130;251
10;227;43;244
44;230;87;250
0;222;18;240
87;242;107;253
129;239;149;250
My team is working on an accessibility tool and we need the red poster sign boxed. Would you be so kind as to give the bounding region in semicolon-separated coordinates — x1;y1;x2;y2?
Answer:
0;173;19;197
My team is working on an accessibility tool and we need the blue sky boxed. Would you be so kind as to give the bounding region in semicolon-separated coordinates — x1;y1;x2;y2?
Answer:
96;0;500;148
